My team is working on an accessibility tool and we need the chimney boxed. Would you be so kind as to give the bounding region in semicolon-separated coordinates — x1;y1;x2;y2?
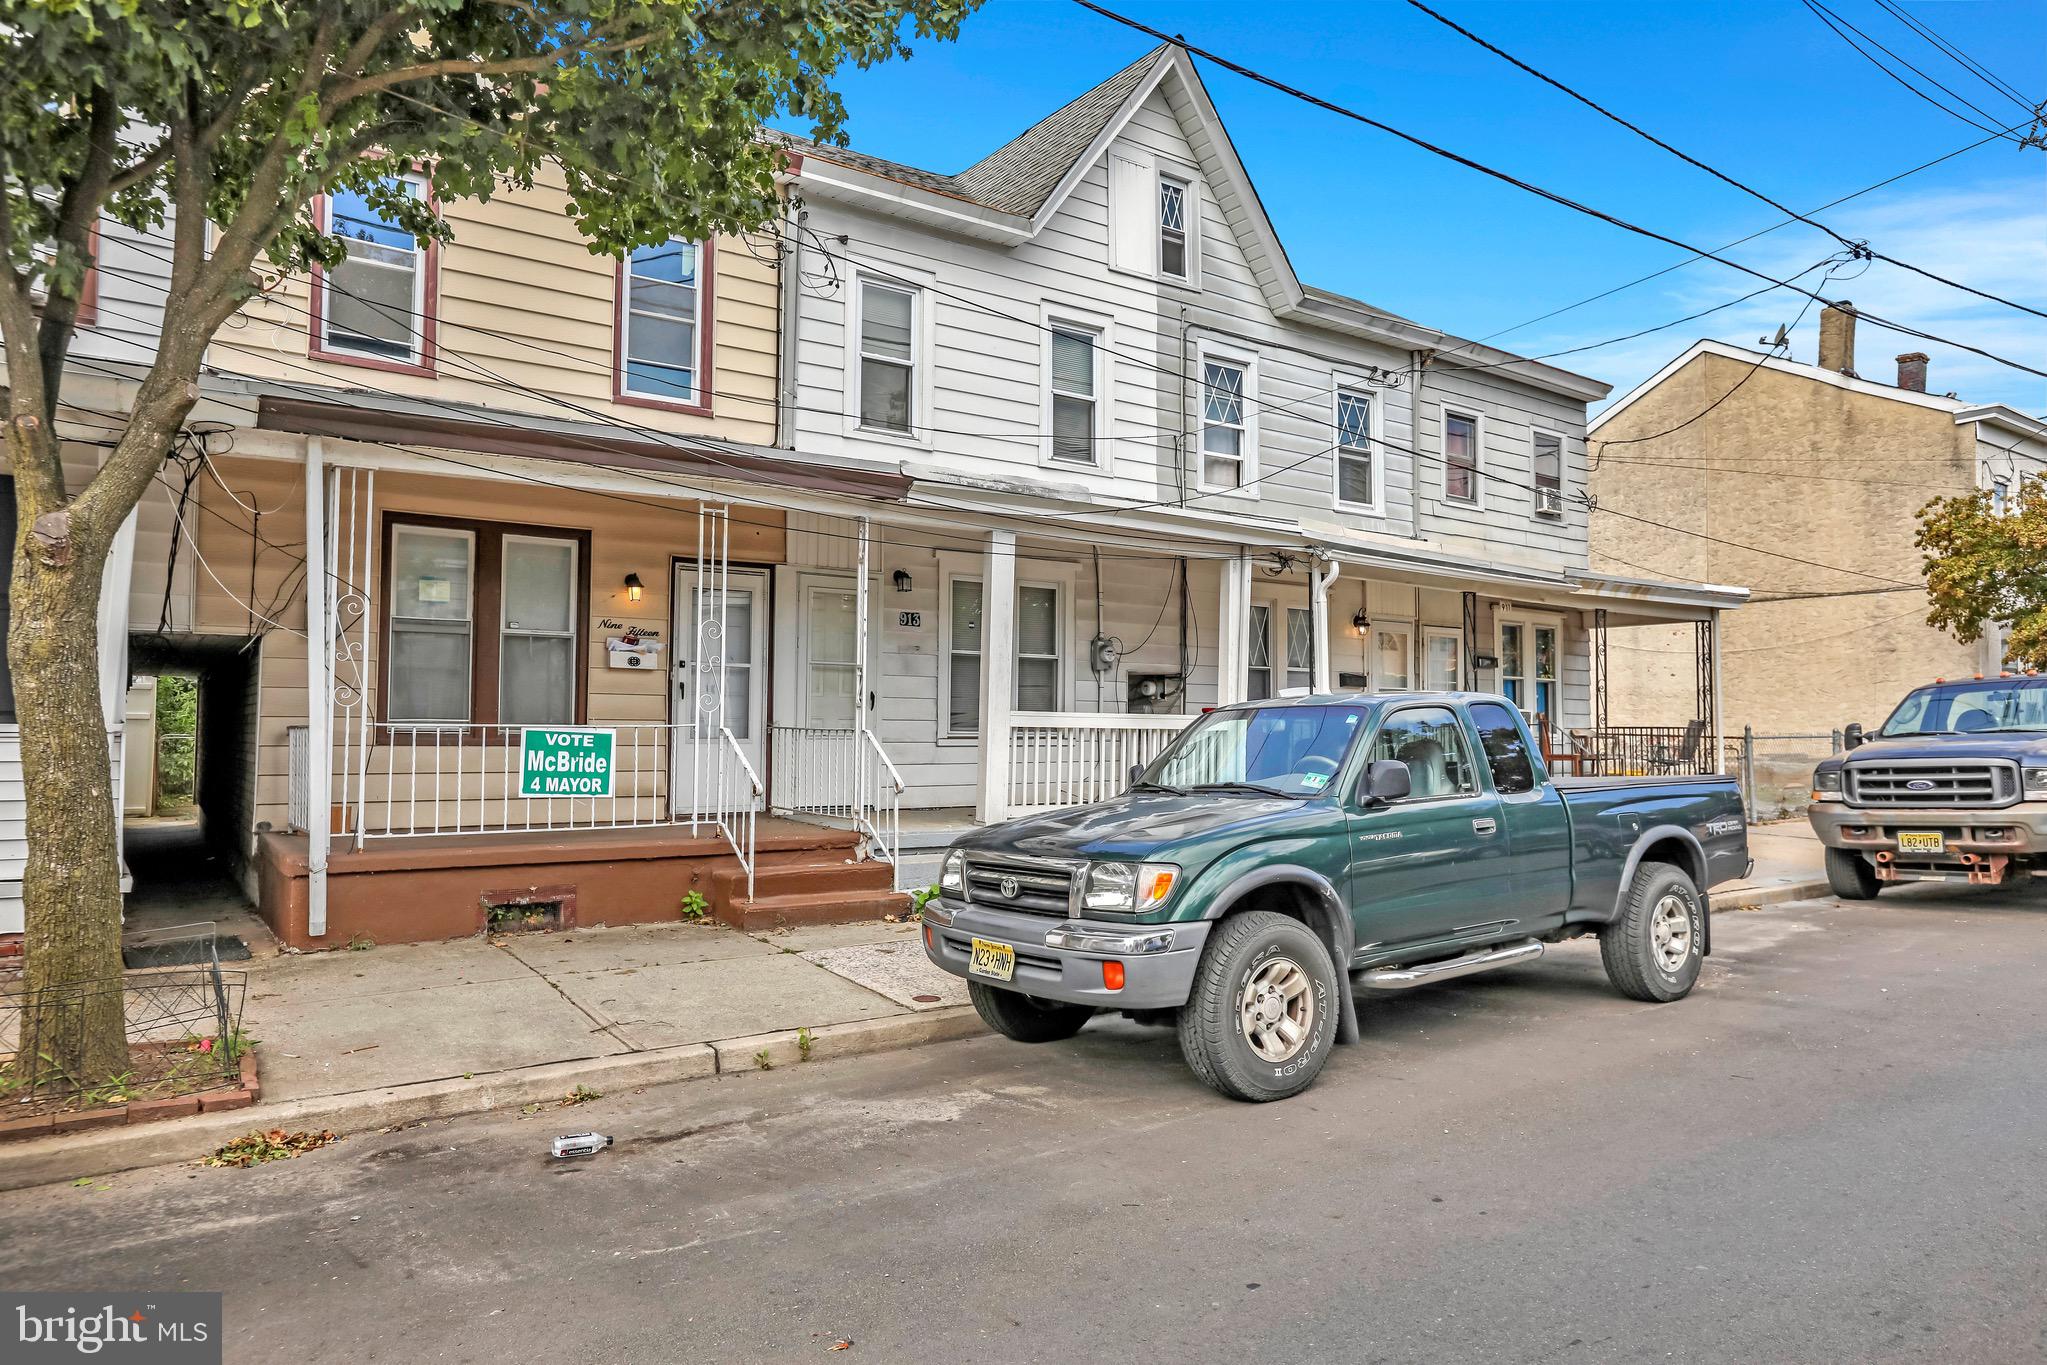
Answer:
1817;301;1857;375
1896;351;1929;393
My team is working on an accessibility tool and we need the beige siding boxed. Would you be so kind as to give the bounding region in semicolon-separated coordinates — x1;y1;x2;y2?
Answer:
212;168;780;448
195;454;785;841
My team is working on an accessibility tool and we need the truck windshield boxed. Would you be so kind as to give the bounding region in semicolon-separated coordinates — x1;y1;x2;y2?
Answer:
1879;678;2047;736
1137;705;1365;798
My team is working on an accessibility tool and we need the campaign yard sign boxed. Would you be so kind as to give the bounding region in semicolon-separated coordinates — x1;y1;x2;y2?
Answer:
519;727;616;799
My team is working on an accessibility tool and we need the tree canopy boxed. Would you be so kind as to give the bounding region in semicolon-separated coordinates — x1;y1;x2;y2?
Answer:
1918;474;2047;666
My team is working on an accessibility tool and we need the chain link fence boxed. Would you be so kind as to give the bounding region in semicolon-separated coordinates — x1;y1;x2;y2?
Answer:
1732;728;1845;822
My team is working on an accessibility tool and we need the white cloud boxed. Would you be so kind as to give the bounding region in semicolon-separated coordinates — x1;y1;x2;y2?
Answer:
1533;177;2047;414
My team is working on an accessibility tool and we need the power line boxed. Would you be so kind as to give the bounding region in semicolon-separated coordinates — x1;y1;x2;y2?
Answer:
1800;0;2039;144
1871;0;2043;115
1069;0;2047;380
1405;0;2047;323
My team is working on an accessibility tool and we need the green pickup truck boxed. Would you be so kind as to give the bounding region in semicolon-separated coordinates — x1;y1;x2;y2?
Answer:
921;692;1749;1101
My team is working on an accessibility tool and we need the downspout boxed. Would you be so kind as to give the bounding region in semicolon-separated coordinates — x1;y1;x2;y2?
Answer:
1311;557;1339;693
1176;307;1193;501
305;437;331;940
1408;348;1434;542
775;197;802;450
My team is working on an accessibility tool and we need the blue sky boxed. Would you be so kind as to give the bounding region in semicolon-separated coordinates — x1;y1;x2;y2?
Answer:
801;0;2046;412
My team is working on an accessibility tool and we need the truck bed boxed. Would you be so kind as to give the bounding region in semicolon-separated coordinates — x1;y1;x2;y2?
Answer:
1552;774;1731;789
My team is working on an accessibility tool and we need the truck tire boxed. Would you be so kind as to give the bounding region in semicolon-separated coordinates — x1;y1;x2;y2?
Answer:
1825;847;1882;900
1177;910;1338;1102
1601;861;1705;1003
967;981;1095;1043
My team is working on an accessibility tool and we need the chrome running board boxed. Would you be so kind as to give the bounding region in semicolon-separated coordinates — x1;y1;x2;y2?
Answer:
1357;938;1544;990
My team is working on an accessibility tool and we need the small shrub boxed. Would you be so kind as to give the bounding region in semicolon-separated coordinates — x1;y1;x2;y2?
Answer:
680;890;710;921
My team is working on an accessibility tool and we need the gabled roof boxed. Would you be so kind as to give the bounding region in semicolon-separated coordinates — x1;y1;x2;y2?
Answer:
1590;338;1974;433
792;44;1608;403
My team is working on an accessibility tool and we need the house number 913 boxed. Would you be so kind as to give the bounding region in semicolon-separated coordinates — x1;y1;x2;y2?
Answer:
898;610;922;628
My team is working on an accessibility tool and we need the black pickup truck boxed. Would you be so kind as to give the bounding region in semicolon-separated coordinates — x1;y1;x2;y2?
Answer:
1810;673;2047;896
921;692;1750;1101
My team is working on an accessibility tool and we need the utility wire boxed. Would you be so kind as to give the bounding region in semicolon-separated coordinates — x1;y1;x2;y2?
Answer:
1069;0;2047;380
1800;0;2040;144
1871;0;2043;115
1405;0;2047;322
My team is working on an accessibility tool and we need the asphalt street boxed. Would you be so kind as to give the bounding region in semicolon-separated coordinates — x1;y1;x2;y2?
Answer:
3;883;2043;1364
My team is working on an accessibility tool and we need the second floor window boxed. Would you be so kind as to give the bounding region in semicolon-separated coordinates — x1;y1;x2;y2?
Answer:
1993;478;2011;515
1049;327;1098;464
1159;175;1190;280
321;176;429;366
1533;431;1563;518
858;279;917;434
620;239;705;406
1201;359;1248;489
1336;390;1373;507
1443;411;1479;504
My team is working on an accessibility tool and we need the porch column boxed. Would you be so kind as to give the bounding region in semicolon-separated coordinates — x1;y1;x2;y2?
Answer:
854;516;871;819
1709;609;1726;777
1311;557;1339;694
1215;550;1252;706
975;528;1017;824
305;437;332;939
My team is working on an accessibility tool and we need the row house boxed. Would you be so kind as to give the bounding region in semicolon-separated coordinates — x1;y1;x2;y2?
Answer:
5;46;1744;948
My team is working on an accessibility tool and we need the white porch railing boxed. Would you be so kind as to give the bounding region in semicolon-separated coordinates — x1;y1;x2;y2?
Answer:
768;725;907;887
1007;712;1196;815
360;723;679;837
713;727;762;902
286;725;311;833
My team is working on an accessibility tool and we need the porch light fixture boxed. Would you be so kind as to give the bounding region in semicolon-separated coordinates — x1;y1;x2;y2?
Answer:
892;569;912;593
623;572;644;604
1352;608;1369;636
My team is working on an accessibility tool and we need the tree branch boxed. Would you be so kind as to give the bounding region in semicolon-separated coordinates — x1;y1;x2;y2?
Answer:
322;25;660;110
34;88;121;429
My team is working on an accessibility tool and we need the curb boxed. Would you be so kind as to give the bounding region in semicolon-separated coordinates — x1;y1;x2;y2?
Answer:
1715;878;1831;908
0;1005;983;1193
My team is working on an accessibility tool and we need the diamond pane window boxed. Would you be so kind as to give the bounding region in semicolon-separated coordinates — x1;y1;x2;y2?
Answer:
1336;390;1373;507
1159;176;1189;279
1201;360;1247;488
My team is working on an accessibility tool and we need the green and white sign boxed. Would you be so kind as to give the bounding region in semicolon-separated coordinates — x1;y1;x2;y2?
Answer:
518;726;616;799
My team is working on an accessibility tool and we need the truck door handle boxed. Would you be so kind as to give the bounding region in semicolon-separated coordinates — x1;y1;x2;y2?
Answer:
1472;818;1498;836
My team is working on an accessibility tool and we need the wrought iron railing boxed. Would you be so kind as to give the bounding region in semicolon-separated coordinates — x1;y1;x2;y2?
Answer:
1563;723;1715;776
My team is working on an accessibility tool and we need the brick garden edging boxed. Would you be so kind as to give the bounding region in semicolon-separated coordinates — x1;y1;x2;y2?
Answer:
0;1048;260;1143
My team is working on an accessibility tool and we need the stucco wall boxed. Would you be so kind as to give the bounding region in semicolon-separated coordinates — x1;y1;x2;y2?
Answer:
1590;351;1980;736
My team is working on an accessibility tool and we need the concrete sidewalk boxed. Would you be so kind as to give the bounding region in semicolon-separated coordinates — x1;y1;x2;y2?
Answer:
0;916;980;1191
1718;817;1829;906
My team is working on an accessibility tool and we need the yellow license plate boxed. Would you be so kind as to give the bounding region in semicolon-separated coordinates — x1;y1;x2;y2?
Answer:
967;937;1016;982
1898;831;1945;854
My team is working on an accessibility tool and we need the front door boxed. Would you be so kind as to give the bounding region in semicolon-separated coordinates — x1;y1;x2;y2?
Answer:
1497;616;1561;751
1346;703;1516;954
672;565;769;816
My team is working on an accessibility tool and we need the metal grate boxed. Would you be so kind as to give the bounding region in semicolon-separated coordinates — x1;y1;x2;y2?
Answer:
963;856;1076;917
1846;761;2016;807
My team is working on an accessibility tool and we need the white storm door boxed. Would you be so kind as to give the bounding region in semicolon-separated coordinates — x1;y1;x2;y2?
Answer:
672;565;769;815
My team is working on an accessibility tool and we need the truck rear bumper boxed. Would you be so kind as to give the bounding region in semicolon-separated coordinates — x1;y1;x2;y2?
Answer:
1808;801;2047;856
921;899;1210;1010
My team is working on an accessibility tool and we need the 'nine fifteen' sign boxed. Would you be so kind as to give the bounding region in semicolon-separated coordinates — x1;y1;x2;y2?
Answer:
519;726;616;799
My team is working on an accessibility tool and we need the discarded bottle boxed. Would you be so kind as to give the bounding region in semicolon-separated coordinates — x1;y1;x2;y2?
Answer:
551;1131;614;1159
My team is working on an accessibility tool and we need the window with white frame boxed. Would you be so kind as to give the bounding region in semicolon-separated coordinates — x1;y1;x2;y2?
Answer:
1285;607;1314;691
944;578;1065;733
858;278;917;434
1201;359;1249;489
322;175;428;363
1336;389;1374;508
1048;325;1099;464
1532;430;1563;518
498;536;579;725
1993;478;2011;515
1422;626;1462;691
1158;174;1190;280
620;239;704;405
1443;411;1479;504
388;525;475;723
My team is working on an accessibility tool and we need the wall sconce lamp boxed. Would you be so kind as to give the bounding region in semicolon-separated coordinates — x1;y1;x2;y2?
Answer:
623;573;644;604
892;569;913;593
1352;609;1370;637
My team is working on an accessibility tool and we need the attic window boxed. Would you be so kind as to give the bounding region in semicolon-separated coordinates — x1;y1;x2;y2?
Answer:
1158;175;1189;280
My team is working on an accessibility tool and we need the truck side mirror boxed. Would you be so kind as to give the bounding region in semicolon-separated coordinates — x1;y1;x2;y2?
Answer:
1843;722;1865;750
1365;759;1412;804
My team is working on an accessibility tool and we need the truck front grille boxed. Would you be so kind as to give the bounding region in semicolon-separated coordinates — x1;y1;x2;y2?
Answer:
963;857;1075;916
1847;761;2017;807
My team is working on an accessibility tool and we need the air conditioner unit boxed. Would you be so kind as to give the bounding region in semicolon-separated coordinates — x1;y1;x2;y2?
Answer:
1534;486;1565;518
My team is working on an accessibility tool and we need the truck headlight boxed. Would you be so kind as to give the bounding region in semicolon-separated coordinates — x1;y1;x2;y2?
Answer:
1082;862;1178;914
940;851;964;893
2025;768;2047;796
1812;769;1843;799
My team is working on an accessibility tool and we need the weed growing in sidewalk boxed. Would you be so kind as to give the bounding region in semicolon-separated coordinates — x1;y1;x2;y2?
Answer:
797;1028;814;1061
753;1050;774;1071
680;890;710;921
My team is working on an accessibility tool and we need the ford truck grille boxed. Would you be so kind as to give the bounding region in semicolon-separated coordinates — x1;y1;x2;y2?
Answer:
1846;761;2017;807
963;858;1075;916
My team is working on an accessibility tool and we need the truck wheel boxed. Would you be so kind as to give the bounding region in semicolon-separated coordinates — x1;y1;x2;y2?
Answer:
1177;911;1338;1102
1825;847;1882;900
967;981;1095;1043
1601;862;1705;1003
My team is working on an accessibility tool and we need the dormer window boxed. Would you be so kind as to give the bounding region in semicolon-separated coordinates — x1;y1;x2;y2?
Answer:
1158;175;1190;280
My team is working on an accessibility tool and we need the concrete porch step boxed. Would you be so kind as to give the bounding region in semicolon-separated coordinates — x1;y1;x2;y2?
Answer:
717;887;913;932
712;856;895;905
